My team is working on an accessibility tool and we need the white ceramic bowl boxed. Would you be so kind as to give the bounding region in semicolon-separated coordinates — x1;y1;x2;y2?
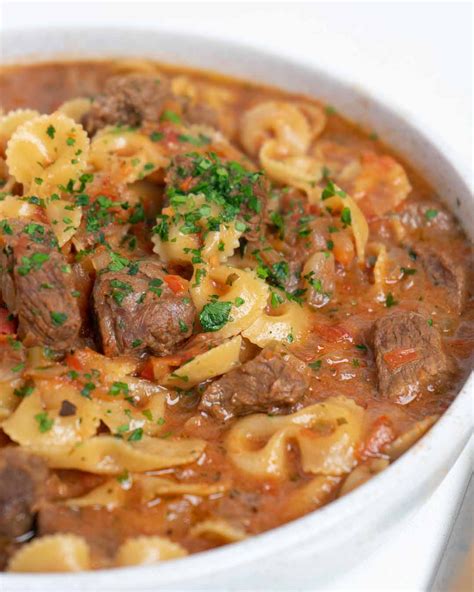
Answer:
1;27;473;592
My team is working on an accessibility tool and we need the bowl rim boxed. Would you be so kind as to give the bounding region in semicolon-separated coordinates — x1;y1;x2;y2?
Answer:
0;25;472;589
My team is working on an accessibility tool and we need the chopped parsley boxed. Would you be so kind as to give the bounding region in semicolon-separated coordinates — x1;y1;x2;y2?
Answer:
150;131;164;142
109;279;133;306
131;339;142;348
128;427;144;442
17;252;50;276
321;180;346;200
425;208;439;221
0;220;13;235
270;291;284;308
160;109;181;124
178;133;211;146
385;292;398;308
80;382;96;399
142;409;153;421
309;360;322;371
14;383;35;398
34;411;53;433
109;381;129;396
50;311;68;326
46;125;56;139
178;319;189;333
340;207;352;226
199;300;232;332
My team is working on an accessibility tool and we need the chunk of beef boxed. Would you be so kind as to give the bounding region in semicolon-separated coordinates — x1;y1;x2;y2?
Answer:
373;311;447;404
165;154;268;242
183;102;220;130
0;448;48;539
93;259;195;356
82;74;171;135
199;349;310;421
416;245;466;314
0;220;81;351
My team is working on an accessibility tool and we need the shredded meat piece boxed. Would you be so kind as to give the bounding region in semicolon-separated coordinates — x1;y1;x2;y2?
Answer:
82;74;172;135
372;311;447;404
0;448;48;539
416;245;466;313
0;220;81;351
199;348;310;420
93;258;195;356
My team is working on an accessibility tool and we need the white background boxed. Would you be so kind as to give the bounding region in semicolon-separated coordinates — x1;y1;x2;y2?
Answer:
0;2;472;590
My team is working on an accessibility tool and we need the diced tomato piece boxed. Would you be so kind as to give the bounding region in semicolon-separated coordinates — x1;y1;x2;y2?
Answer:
140;359;155;381
65;352;84;372
0;308;16;335
164;274;187;295
383;347;418;371
359;415;396;460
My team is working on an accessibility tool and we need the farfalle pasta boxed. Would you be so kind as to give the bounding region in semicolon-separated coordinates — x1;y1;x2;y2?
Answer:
226;397;364;479
0;58;470;573
6;112;89;192
89;125;169;183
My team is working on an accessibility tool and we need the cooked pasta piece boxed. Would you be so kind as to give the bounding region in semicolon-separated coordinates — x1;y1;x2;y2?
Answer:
163;335;242;388
295;102;327;140
384;416;439;460
95;390;167;437
115;536;187;566
242;301;312;347
0;194;41;218
5;113;89;192
152;195;243;265
282;475;342;521
226;396;364;479
259;139;324;192
368;242;388;296
66;475;229;509
8;535;91;572
89;125;169;183
240;101;311;156
0;108;40;151
65;479;127;510
45;197;82;246
1;386;100;452
311;183;369;261
39;434;206;474
0;381;21;421
191;265;269;338
190;519;247;543
349;152;412;217
138;475;230;501
57;97;92;122
338;458;389;497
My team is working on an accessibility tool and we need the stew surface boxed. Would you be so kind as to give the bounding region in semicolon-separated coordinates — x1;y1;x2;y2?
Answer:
0;60;472;572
